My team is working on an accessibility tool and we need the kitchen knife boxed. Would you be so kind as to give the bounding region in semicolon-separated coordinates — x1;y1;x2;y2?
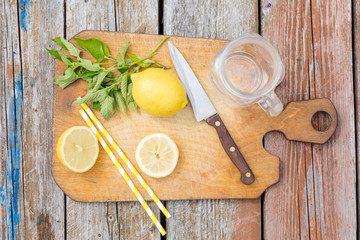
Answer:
168;41;255;185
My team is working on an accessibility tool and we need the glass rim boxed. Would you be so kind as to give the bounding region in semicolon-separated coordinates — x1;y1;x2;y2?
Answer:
219;33;284;99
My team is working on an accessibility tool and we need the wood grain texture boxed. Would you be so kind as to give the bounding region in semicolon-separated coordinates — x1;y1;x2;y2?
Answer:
118;202;161;240
113;2;162;239
166;199;262;240
309;0;356;238
18;0;66;239
64;1;120;239
355;0;360;232
1;0;24;239
262;0;357;239
66;202;119;239
163;0;258;39
115;0;159;34
163;0;261;239
261;1;314;238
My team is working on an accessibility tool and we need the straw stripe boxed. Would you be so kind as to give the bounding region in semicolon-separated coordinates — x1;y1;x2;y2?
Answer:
80;102;170;218
79;109;166;236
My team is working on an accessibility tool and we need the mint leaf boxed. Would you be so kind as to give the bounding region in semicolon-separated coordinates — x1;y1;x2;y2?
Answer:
127;83;133;97
92;101;101;111
100;95;115;119
127;53;141;63
126;94;135;105
73;88;107;104
150;62;170;69
124;58;133;65
57;37;81;58
79;70;99;78
93;71;108;91
55;68;78;88
51;37;67;49
116;61;130;73
112;76;122;85
107;72;114;78
120;73;128;98
46;48;64;61
103;77;112;85
82;77;92;84
114;90;126;114
46;48;74;66
125;92;137;112
74;38;110;61
78;59;102;71
128;101;137;112
89;75;98;89
128;53;155;67
101;42;110;57
117;41;130;61
60;55;73;66
129;66;141;74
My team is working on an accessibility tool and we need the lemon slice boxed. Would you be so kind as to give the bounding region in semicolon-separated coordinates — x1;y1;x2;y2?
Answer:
136;133;179;178
57;126;99;173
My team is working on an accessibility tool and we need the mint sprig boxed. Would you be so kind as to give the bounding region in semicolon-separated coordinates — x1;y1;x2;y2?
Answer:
48;36;169;119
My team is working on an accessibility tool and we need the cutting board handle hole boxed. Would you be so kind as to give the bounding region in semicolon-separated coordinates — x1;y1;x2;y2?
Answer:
262;131;284;154
311;111;332;132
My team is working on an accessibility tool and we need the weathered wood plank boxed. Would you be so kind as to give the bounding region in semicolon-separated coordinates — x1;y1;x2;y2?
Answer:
66;202;119;239
64;0;119;239
163;0;258;40
163;0;261;239
309;0;356;238
262;0;357;239
115;0;159;34
118;202;161;240
114;1;162;239
355;0;360;233
166;199;261;239
18;0;66;239
1;0;24;239
261;1;312;239
66;0;116;38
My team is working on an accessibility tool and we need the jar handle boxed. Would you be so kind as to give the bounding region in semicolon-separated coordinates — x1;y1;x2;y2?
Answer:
257;91;283;116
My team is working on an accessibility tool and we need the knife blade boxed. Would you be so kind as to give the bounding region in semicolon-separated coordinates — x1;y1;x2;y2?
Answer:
168;41;255;185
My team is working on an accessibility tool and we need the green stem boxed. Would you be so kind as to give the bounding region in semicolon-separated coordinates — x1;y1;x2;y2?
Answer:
106;56;117;60
98;62;117;65
130;36;169;66
108;67;121;71
149;36;168;56
130;54;155;66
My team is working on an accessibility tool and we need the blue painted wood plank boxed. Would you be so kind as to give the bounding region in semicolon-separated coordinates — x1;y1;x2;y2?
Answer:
6;73;23;240
19;0;33;32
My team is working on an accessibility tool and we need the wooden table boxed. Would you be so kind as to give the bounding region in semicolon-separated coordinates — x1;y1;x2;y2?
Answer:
1;0;357;239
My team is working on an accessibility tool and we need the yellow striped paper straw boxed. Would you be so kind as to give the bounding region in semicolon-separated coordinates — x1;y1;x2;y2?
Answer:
79;109;166;236
80;102;170;218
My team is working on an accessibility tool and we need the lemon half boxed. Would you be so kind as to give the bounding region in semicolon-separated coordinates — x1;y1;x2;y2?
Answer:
57;126;99;173
136;133;179;178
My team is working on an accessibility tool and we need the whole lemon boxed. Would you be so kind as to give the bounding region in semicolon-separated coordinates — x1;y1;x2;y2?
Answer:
131;68;188;117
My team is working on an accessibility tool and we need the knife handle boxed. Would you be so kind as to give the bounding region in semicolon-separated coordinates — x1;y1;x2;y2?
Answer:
206;114;255;185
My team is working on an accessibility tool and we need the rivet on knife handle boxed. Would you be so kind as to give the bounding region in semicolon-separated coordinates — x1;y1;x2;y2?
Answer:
206;114;255;185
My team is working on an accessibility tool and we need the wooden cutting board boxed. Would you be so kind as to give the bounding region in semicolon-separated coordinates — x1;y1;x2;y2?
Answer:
52;31;337;202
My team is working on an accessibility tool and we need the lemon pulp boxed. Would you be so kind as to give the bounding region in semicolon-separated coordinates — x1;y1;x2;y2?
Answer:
136;133;179;178
57;126;99;173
